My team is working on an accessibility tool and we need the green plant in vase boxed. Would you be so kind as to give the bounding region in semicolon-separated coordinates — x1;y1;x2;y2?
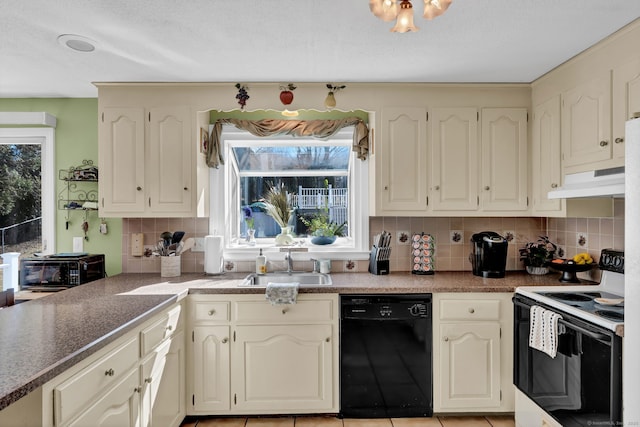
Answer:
300;179;347;245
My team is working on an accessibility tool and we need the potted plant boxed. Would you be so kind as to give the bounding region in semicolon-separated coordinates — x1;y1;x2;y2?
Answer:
300;179;347;245
519;236;558;275
259;183;294;246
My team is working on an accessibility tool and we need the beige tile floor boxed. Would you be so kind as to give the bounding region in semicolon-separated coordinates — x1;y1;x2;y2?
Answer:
180;415;514;427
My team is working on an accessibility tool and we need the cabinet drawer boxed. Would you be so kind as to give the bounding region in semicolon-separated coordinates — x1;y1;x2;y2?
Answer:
439;299;500;321
235;299;334;323
54;335;139;426
192;301;230;322
140;304;182;356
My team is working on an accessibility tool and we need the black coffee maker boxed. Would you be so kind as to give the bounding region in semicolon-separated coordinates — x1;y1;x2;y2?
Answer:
470;231;508;278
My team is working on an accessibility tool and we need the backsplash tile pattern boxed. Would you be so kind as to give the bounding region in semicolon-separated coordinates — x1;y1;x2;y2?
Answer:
121;200;624;276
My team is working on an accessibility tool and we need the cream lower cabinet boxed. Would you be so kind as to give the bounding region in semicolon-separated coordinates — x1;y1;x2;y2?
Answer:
187;294;339;416
433;293;514;413
233;324;333;412
38;302;185;427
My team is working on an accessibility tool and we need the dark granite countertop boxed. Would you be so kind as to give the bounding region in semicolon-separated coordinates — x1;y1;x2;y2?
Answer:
0;270;592;411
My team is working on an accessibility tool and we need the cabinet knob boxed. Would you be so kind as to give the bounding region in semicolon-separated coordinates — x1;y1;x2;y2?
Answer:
325;337;331;343
208;309;216;316
484;186;490;191
551;183;558;188
282;308;288;314
469;308;475;314
134;387;142;393
600;140;609;147
384;186;388;190
443;337;449;342
615;137;624;144
184;187;188;191
136;186;142;191
144;377;153;384
222;337;228;344
165;325;173;331
105;368;115;377
434;185;440;190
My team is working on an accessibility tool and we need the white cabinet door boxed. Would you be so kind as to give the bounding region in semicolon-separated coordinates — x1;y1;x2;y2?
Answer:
531;96;562;214
67;368;140;427
379;107;428;213
192;326;231;412
148;107;193;214
562;72;612;168
481;108;528;211
613;56;640;162
430;108;479;211
99;107;146;214
233;324;334;412
141;331;185;427
439;322;501;410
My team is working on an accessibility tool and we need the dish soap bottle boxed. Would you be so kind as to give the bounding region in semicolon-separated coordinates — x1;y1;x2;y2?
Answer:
256;249;267;274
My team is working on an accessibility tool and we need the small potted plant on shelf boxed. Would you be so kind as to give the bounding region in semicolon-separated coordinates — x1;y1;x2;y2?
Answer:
519;236;558;275
300;179;347;245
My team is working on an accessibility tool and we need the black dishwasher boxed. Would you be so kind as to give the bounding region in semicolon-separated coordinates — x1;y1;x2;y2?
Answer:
340;294;432;418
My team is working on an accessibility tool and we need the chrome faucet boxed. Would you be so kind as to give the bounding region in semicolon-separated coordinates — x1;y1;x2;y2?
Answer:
284;248;294;273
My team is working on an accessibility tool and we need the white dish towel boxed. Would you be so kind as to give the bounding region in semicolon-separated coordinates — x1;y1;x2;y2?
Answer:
529;305;563;358
265;282;299;305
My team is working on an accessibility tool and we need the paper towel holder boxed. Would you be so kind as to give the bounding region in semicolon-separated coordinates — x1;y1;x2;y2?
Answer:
204;235;225;275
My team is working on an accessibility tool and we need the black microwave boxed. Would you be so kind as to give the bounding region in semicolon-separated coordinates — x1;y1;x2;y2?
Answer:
19;253;105;291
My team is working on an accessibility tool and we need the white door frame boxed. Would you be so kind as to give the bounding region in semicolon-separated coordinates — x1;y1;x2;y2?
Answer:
0;127;56;254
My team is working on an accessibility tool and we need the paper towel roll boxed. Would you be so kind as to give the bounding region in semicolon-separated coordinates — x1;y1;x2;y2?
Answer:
204;235;224;275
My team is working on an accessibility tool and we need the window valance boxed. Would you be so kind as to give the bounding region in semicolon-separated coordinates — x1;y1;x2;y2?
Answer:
206;117;369;168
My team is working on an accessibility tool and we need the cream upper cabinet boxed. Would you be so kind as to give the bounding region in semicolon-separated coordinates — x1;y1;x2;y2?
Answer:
430;107;479;211
378;107;428;213
99;107;146;214
433;293;514;413
531;96;562;214
99;106;194;217
561;71;613;170
612;56;640;160
480;108;528;212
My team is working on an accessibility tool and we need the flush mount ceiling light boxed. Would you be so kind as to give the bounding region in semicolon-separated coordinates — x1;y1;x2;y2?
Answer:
57;34;96;52
369;0;452;33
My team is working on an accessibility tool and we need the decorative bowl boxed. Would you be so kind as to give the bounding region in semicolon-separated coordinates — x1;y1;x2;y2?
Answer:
546;261;594;283
311;235;337;245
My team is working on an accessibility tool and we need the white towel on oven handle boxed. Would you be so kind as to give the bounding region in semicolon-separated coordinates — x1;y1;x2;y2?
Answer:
529;305;563;358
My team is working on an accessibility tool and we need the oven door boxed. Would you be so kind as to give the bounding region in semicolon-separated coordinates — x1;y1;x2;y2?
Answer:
513;294;622;426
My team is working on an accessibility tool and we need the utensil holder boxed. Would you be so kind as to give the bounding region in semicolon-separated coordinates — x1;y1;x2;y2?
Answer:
161;255;181;277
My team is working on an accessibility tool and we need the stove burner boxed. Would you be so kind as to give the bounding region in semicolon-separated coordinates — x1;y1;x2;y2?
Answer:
594;310;624;321
545;292;600;302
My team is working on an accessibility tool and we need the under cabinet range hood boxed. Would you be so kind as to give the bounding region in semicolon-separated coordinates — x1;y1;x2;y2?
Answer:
547;166;625;199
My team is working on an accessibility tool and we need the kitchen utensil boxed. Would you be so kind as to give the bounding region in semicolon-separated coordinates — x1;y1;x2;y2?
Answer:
171;231;185;244
160;231;173;247
180;237;195;254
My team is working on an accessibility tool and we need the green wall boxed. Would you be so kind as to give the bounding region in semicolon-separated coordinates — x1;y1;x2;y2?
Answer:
0;99;122;275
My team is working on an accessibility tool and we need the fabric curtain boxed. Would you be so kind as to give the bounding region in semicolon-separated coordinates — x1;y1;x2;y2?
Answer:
206;117;369;168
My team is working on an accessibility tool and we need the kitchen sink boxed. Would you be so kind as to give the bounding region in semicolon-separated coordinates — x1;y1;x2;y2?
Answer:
239;272;332;287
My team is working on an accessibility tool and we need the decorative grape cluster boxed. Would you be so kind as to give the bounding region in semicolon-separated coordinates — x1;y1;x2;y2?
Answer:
235;83;249;109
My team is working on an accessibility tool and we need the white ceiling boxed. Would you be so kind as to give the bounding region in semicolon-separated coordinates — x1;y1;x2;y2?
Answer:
2;0;640;98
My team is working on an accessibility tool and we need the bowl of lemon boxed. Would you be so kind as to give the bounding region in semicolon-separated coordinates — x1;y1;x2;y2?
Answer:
547;253;595;283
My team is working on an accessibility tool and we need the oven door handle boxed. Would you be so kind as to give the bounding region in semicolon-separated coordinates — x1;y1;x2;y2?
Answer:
514;298;612;344
557;318;610;342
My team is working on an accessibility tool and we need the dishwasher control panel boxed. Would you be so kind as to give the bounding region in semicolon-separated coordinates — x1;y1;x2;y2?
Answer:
341;295;431;320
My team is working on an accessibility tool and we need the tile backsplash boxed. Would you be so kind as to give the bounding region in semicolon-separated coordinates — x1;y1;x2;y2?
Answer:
122;200;625;275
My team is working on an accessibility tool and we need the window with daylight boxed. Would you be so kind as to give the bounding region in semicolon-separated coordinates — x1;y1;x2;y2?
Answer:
210;123;369;257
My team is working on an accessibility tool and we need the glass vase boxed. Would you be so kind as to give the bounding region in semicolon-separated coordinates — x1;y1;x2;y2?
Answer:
246;229;256;246
526;265;549;275
275;226;294;246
